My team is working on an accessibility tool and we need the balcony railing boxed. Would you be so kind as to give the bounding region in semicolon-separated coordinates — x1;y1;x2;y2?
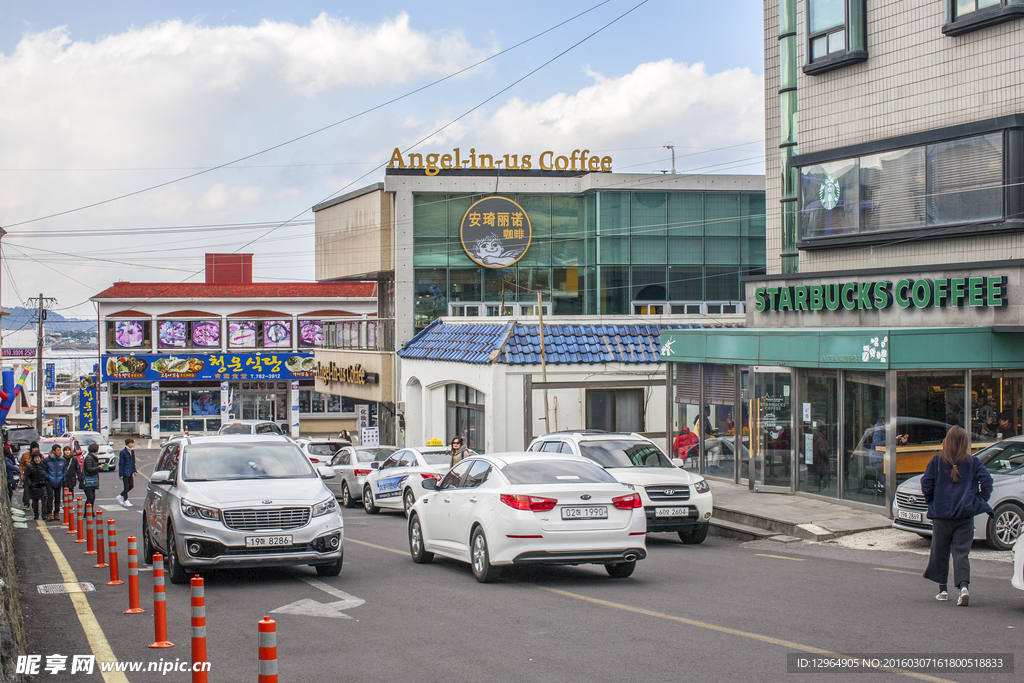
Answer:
323;319;394;352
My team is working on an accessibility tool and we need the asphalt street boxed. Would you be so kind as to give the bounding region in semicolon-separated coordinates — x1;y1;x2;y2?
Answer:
13;447;1024;683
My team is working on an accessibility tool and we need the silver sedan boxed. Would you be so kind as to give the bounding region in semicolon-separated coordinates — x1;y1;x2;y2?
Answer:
327;446;398;508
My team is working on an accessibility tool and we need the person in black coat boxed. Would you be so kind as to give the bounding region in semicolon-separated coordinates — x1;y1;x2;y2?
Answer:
81;444;101;508
42;444;66;521
4;445;18;502
62;446;77;505
25;452;48;520
117;438;137;507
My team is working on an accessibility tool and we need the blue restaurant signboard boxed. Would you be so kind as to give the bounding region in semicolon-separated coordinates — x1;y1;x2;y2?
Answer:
101;352;315;383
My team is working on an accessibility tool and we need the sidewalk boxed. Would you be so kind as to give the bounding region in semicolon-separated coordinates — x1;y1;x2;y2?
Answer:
708;479;893;542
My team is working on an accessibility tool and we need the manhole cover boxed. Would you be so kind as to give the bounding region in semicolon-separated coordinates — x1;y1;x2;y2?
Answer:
37;583;95;594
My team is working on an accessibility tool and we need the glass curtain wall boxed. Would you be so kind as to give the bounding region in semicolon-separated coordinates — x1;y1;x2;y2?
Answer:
971;372;1024;440
798;370;839;497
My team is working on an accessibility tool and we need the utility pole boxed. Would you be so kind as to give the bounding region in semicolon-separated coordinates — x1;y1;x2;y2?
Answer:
537;291;549;429
664;144;676;174
28;294;57;435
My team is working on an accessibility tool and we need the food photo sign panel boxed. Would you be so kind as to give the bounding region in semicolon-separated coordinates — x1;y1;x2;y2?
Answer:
102;352;315;382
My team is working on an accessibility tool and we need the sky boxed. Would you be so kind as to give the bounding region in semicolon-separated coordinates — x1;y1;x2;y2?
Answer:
0;0;765;318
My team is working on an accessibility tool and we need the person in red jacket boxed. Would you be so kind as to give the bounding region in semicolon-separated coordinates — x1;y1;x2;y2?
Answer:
673;427;699;463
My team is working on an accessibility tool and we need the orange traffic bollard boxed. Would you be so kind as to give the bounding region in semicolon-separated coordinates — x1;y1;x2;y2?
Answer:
66;491;76;534
75;497;85;543
149;553;173;648
94;511;108;568
191;576;208;683
124;535;145;614
62;490;70;527
84;504;96;555
258;616;277;683
106;519;123;586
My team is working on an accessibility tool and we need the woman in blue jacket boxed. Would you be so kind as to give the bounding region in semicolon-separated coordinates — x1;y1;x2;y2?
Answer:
922;425;994;607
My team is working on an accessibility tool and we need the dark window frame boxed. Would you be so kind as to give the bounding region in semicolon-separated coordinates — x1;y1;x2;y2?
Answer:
803;0;868;75
943;0;1024;36
585;388;646;433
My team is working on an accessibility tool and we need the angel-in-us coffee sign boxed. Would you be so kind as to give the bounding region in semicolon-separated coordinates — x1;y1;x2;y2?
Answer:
460;196;532;268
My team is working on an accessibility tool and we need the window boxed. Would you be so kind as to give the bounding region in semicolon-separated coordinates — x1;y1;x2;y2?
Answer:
439;460;473;490
804;0;867;75
298;390;355;415
943;0;1024;36
586;389;644;433
107;320;151;349
446;384;485;452
462;460;491;488
799;131;1009;244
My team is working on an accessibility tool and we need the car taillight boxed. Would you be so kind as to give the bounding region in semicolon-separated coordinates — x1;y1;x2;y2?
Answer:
309;457;321;463
500;494;558;512
612;493;642;509
354;469;372;477
420;473;441;480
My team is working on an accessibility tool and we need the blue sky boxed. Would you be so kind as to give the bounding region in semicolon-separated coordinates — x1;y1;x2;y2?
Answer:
0;0;765;316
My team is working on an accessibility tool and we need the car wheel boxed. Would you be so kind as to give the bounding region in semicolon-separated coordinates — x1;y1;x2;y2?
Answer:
141;515;154;565
403;489;416;518
362;486;379;514
678;522;710;545
409;514;433;564
341;482;356;509
986;502;1024;551
315;555;343;577
605;561;636;578
470;527;501;583
164;525;188;585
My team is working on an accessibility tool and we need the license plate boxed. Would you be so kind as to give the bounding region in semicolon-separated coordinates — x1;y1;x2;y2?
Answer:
656;507;690;517
561;506;608;520
245;535;293;548
896;510;923;522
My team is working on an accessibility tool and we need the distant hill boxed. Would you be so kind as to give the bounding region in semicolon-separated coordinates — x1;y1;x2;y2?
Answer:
3;306;97;335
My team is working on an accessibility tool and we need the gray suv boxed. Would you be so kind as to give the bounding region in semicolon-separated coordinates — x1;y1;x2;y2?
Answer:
142;435;343;583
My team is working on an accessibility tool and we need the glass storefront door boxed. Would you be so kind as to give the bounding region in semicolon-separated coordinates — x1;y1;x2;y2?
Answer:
750;369;793;490
798;370;839;497
237;382;290;425
119;395;151;428
843;371;887;505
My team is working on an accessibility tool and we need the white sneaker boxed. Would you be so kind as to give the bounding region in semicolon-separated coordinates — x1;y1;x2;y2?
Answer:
124;500;133;507
935;590;948;601
116;495;125;507
957;586;969;607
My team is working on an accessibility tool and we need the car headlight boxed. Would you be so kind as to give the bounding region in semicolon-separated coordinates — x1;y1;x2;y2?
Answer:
181;499;220;521
312;497;338;517
693;479;710;494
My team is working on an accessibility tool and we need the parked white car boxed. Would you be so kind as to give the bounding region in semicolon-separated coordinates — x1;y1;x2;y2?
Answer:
408;453;647;582
141;435;343;583
325;446;398;507
1013;536;1023;592
529;432;714;544
63;431;117;471
361;446;451;516
297;439;349;466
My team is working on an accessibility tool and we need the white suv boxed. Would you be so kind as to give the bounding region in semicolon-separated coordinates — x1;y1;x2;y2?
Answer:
529;432;713;544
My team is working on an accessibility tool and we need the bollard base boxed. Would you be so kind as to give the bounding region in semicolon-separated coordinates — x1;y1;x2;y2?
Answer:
84;551;96;555
106;580;124;586
74;539;86;543
124;607;146;614
149;641;174;648
66;529;76;534
93;562;109;568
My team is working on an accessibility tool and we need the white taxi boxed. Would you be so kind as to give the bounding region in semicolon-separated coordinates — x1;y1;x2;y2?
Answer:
362;446;451;516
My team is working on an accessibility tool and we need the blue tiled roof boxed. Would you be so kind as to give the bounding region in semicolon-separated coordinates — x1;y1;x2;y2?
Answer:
399;320;695;366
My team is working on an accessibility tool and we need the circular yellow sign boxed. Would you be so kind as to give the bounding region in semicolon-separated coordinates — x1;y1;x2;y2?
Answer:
460;196;532;269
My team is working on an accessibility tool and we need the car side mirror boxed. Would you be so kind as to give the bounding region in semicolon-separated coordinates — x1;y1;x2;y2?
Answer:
317;466;335;479
422;478;437;490
672;458;685;468
370;462;380;470
150;471;171;485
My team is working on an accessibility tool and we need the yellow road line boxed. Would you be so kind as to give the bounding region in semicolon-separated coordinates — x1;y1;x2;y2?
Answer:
873;567;920;576
754;553;807;561
345;537;406;556
37;521;130;683
522;583;957;683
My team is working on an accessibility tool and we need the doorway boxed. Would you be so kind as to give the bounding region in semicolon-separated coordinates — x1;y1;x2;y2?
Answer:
748;368;794;491
118;395;151;433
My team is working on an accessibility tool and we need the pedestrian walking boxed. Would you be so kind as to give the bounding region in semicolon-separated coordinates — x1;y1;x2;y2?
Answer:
19;442;39;509
922;425;994;607
81;443;101;508
42;444;66;521
24;451;47;520
62;445;77;502
449;437;474;468
4;445;18;502
117;438;137;508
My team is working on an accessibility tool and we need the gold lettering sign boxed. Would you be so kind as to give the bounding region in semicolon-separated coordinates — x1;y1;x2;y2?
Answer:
316;362;379;386
387;148;612;176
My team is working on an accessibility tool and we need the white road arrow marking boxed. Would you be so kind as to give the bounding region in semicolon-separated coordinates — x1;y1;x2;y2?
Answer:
271;576;365;619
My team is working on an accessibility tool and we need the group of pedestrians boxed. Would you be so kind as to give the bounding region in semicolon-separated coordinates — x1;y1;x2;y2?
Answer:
3;438;138;521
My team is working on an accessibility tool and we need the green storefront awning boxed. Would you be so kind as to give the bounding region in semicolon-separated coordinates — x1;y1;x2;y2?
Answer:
659;327;1024;370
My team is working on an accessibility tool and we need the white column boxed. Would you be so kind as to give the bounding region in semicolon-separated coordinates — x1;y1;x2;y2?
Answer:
150;381;160;440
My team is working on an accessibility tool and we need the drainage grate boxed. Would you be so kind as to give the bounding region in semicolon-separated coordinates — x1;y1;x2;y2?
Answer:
37;583;95;594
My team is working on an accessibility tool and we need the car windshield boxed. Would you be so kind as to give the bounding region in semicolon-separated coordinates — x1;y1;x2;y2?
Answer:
75;434;107;446
219;424;253;435
421;451;451;465
578;440;674;468
307;444;341;456
358;448;397;462
979;440;1024;475
7;427;40;445
183;442;315;481
502;459;619;485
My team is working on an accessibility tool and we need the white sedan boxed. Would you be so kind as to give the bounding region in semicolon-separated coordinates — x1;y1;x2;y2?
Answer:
362;446;451;516
298;439;349;466
408;453;647;583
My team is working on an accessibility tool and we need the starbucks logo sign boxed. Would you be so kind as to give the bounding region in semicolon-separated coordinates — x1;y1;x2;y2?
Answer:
819;175;841;211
